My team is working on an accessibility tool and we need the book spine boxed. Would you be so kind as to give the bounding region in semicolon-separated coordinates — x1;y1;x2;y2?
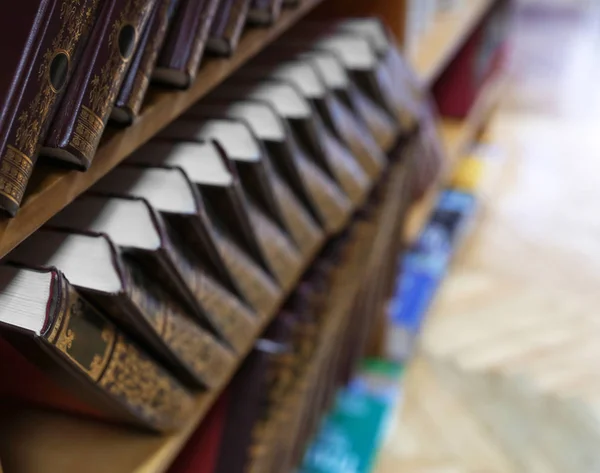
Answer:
153;0;220;87
125;262;235;389
0;0;100;216
207;0;252;55
44;273;195;431
112;0;177;123
43;0;155;168
164;231;260;353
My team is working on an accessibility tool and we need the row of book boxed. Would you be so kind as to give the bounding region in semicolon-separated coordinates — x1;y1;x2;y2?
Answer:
0;18;442;433
0;0;300;217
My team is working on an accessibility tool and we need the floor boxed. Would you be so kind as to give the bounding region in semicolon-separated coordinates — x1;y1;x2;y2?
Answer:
374;0;600;472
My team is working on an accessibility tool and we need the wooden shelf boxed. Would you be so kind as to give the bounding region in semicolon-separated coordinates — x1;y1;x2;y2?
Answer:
409;0;496;86
0;0;323;260
403;76;505;243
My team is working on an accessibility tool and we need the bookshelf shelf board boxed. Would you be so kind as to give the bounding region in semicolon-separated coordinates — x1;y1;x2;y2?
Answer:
409;0;496;87
0;0;323;260
403;75;504;243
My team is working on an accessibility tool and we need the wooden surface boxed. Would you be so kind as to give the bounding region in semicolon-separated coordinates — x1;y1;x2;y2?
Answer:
0;0;323;260
376;2;600;471
403;75;504;243
409;0;496;86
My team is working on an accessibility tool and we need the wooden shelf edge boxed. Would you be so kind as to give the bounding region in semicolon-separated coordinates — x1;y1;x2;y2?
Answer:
409;0;497;87
0;0;324;259
403;75;505;243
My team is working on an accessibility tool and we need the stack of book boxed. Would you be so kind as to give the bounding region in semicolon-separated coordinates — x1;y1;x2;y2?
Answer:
0;0;299;218
0;14;443;470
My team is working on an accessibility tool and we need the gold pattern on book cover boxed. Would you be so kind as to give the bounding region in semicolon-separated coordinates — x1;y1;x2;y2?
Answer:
163;312;233;387
0;0;99;206
72;0;151;160
98;333;194;428
48;283;116;382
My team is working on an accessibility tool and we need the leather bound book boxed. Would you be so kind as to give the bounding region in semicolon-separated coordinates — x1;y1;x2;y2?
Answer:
112;0;179;124
245;55;387;181
300;49;399;153
43;0;156;169
206;0;252;56
50;194;259;353
185;101;325;259
0;265;194;431
93;164;282;320
247;0;283;26
0;0;101;216
127;136;301;292
209;86;352;235
235;77;370;208
153;0;220;88
8;229;235;389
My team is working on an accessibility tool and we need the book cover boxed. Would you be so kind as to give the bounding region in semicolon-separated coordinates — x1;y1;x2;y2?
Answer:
153;0;220;88
43;0;156;168
0;265;195;431
207;0;252;56
8;229;235;389
0;0;100;216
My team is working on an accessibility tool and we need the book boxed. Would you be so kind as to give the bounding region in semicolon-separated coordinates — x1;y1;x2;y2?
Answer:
112;0;179;124
299;50;399;153
207;0;252;56
209;85;353;235
92;164;283;319
8;229;235;388
0;0;100;216
128;136;303;292
247;0;283;25
153;0;220;88
50;194;259;353
0;265;195;431
234;78;370;208
42;0;156;168
244;56;388;181
185;101;326;259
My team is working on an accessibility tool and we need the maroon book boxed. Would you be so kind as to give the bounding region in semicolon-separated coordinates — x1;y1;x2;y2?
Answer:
153;0;220;88
207;0;252;56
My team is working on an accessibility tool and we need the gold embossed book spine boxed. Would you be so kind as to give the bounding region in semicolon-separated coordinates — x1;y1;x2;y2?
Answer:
42;0;156;168
0;0;101;216
112;0;178;124
0;267;195;431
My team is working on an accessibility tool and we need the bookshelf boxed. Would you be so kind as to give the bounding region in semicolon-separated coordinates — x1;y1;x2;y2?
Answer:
0;160;411;473
410;0;497;86
0;0;324;260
